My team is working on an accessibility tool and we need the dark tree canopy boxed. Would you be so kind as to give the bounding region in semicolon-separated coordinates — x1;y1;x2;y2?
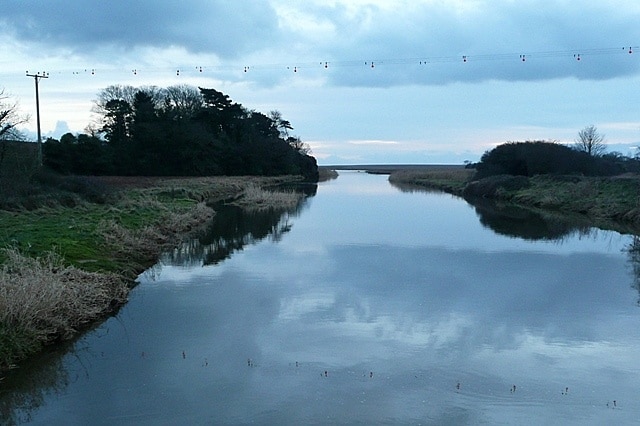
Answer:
474;140;639;180
44;85;318;181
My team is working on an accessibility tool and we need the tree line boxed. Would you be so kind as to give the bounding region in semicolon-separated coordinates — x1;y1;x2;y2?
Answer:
472;127;640;179
43;85;318;181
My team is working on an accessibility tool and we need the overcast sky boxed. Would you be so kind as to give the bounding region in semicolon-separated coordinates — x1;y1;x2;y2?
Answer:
1;0;639;164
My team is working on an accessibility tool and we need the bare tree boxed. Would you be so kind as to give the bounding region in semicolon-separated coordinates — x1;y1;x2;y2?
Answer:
89;85;137;132
0;89;29;170
574;125;606;157
164;85;203;120
0;88;28;142
287;136;311;155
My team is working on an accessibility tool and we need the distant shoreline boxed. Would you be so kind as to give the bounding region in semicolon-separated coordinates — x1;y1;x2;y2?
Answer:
320;164;466;174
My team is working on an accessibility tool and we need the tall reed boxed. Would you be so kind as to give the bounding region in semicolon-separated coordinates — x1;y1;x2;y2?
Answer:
0;249;128;369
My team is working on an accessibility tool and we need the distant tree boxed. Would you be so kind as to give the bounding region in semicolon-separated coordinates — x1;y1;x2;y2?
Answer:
287;136;311;155
268;110;293;138
92;85;160;140
0;89;29;177
0;88;28;142
92;85;136;122
474;140;633;180
131;90;163;174
574;125;606;157
164;85;203;120
84;122;101;138
474;141;595;179
78;84;319;180
101;99;133;144
198;87;246;137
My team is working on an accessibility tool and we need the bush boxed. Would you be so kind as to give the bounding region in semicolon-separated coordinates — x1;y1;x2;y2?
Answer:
473;140;637;180
0;164;115;211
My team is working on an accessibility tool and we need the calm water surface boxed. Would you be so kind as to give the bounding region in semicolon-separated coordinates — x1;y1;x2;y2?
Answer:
2;171;640;425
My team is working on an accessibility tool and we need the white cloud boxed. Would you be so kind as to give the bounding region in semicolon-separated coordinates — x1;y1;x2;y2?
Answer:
348;140;399;145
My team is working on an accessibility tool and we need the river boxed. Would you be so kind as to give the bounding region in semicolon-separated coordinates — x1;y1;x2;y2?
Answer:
2;171;640;425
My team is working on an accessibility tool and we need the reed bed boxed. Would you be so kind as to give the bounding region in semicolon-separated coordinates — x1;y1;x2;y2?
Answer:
98;201;215;273
0;249;128;370
231;184;303;210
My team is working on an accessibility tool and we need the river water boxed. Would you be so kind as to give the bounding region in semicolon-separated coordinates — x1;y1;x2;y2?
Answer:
2;171;640;425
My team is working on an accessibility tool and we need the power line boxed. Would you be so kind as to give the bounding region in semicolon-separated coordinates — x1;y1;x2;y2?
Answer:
9;45;639;80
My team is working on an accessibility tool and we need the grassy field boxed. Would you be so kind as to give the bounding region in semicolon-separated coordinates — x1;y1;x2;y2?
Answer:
0;173;304;372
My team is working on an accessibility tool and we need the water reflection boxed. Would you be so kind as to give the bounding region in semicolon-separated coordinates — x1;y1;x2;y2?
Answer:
0;333;93;425
401;183;640;307
467;196;593;241
2;174;640;424
0;188;315;424
0;356;67;425
466;195;640;305
164;206;293;267
626;236;640;306
163;186;315;267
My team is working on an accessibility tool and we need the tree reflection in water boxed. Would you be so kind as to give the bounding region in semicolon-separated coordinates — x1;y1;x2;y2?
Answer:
0;336;83;425
468;196;640;305
0;185;316;423
162;184;315;267
626;236;640;306
392;179;640;306
467;196;594;241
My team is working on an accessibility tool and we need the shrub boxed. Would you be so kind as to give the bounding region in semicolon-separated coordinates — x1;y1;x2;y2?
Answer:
473;140;635;180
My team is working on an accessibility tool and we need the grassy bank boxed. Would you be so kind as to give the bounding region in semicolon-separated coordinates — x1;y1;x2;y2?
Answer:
0;175;304;372
498;174;640;225
389;169;640;232
388;168;474;195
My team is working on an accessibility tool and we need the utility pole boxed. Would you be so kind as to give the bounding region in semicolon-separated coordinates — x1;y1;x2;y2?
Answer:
25;71;49;166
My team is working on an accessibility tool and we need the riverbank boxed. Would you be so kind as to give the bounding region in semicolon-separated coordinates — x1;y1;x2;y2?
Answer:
0;176;305;373
389;169;640;234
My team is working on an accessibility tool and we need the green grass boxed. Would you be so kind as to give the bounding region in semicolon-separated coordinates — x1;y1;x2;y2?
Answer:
0;204;171;272
0;174;305;372
512;175;640;222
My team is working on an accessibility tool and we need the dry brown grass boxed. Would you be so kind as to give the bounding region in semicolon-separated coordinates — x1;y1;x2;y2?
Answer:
99;201;215;273
0;249;128;368
231;184;303;210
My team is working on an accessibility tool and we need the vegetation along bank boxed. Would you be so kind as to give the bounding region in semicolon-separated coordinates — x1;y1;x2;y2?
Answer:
0;84;318;374
0;175;305;374
389;140;640;234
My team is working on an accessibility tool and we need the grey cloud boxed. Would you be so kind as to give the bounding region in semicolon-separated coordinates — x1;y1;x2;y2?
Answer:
1;0;279;58
3;1;639;86
303;1;640;86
